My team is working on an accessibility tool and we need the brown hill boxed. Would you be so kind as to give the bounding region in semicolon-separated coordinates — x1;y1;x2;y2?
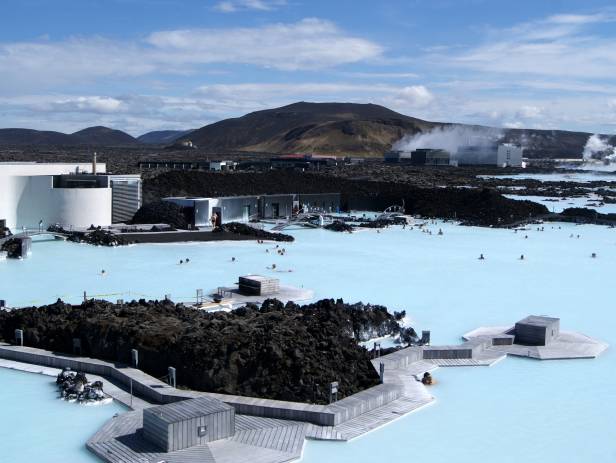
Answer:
182;102;608;158
182;102;436;156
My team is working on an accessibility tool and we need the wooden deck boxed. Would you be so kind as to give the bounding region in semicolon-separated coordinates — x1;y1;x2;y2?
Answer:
463;327;608;360
1;317;608;463
87;411;308;463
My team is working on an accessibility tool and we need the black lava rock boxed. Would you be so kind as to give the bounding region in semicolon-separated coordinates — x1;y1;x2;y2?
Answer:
0;298;408;404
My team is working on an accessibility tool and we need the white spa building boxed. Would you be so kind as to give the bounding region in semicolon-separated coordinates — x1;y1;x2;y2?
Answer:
0;160;141;230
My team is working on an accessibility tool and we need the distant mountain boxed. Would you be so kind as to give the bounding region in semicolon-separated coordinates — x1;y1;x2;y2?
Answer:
137;130;194;144
71;126;138;145
0;126;137;145
0;128;75;145
180;102;607;158
180;102;435;156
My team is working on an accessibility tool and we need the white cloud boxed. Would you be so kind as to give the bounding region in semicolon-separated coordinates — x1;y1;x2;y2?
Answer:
214;0;286;13
385;85;434;109
146;19;383;71
0;18;383;93
45;96;125;113
449;11;616;79
516;105;544;119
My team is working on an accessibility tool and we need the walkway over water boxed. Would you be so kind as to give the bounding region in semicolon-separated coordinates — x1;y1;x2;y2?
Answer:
0;229;69;246
0;315;607;463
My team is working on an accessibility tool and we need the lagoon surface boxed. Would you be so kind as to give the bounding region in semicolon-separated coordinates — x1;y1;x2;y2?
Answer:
1;221;616;462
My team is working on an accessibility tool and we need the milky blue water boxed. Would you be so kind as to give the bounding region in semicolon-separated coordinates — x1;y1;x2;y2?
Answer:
0;368;125;462
504;194;616;214
479;171;616;183
1;221;615;462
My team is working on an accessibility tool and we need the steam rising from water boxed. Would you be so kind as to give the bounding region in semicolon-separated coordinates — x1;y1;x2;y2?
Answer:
583;134;616;162
393;125;502;154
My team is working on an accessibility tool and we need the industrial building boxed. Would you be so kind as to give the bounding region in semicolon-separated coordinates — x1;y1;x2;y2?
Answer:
383;150;412;163
163;192;341;227
138;160;237;171
410;149;451;166
0;161;142;230
456;143;523;167
384;149;451;166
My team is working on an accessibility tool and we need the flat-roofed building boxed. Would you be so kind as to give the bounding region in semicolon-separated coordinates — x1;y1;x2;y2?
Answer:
163;195;259;227
0;161;142;229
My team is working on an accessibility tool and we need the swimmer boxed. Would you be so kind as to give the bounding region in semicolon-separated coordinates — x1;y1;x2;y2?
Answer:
100;269;106;276
525;235;528;239
266;249;269;253
185;258;190;263
478;254;485;260
438;229;443;235
179;260;183;265
231;257;236;262
520;254;524;260
591;252;597;258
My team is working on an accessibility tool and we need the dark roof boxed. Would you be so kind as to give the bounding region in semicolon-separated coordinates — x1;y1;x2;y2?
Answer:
516;315;560;327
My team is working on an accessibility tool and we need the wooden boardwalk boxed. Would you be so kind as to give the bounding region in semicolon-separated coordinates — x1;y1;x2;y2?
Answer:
87;411;308;463
2;317;607;463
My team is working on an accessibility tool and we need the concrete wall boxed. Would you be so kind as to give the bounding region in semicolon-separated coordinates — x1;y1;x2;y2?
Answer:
0;343;404;427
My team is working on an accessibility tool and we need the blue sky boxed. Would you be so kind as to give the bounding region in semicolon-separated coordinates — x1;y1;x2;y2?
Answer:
1;0;615;135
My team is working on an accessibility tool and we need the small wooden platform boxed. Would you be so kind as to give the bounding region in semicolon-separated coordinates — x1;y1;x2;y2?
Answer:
463;327;608;360
87;411;308;463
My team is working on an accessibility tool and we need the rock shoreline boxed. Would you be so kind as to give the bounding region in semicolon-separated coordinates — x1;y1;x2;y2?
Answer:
0;298;409;404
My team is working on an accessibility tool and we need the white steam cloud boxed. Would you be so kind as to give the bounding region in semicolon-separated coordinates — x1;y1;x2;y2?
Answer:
393;125;503;154
583;134;616;162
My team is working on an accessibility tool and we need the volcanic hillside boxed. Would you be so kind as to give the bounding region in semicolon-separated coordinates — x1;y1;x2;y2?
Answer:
180;102;436;156
180;102;610;158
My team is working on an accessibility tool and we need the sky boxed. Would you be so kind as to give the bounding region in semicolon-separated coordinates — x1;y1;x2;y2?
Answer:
1;0;615;136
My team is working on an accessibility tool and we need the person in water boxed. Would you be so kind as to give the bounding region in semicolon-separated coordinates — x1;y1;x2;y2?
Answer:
478;254;485;260
100;269;106;276
179;260;183;265
231;257;236;262
520;254;525;260
185;258;190;263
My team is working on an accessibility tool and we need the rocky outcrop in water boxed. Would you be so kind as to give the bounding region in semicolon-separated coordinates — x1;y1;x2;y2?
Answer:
216;222;294;242
323;221;354;233
56;368;106;402
47;225;126;247
0;238;24;258
0;298;408;404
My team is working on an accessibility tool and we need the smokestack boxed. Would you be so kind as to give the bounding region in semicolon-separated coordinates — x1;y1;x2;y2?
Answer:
92;152;97;174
